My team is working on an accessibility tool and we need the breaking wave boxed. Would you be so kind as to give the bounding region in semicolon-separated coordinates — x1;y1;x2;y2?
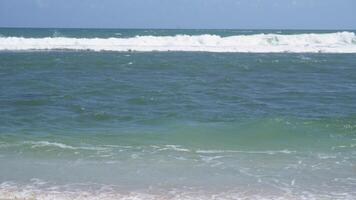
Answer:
0;32;355;53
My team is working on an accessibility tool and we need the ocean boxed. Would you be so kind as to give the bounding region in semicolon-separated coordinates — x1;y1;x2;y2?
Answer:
0;28;355;199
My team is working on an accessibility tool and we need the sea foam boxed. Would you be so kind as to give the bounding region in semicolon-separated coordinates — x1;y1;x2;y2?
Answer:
1;181;353;200
0;32;355;53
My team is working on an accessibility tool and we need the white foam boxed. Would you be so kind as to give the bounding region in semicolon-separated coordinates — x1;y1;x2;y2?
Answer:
24;141;76;149
163;145;191;152
150;145;191;152
196;149;295;154
24;141;108;151
0;32;355;53
0;182;354;200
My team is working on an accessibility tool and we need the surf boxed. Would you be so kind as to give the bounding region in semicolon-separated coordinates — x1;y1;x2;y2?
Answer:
0;32;355;53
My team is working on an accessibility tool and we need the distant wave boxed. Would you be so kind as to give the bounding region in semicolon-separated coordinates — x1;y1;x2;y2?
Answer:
0;32;355;53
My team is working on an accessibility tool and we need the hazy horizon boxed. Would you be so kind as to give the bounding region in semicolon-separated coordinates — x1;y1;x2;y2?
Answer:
1;26;356;30
0;0;355;29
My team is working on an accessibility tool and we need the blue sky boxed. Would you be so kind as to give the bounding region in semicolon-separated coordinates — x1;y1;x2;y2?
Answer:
0;0;355;29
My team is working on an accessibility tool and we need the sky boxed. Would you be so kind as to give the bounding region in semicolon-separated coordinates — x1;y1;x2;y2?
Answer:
0;0;355;29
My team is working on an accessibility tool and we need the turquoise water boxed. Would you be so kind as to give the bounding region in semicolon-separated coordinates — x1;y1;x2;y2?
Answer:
0;28;356;199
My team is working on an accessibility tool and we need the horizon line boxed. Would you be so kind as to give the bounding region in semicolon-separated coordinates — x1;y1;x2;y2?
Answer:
0;26;355;31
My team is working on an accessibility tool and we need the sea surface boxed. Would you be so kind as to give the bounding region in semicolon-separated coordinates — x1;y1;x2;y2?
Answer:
0;28;356;199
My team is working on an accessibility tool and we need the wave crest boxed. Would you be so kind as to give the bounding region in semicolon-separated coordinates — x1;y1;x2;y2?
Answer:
0;32;355;53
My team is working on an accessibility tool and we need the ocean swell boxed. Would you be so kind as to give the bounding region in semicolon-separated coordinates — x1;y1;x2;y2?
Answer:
0;32;355;53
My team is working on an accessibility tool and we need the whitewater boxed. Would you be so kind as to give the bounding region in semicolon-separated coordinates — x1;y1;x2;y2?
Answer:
0;31;355;53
